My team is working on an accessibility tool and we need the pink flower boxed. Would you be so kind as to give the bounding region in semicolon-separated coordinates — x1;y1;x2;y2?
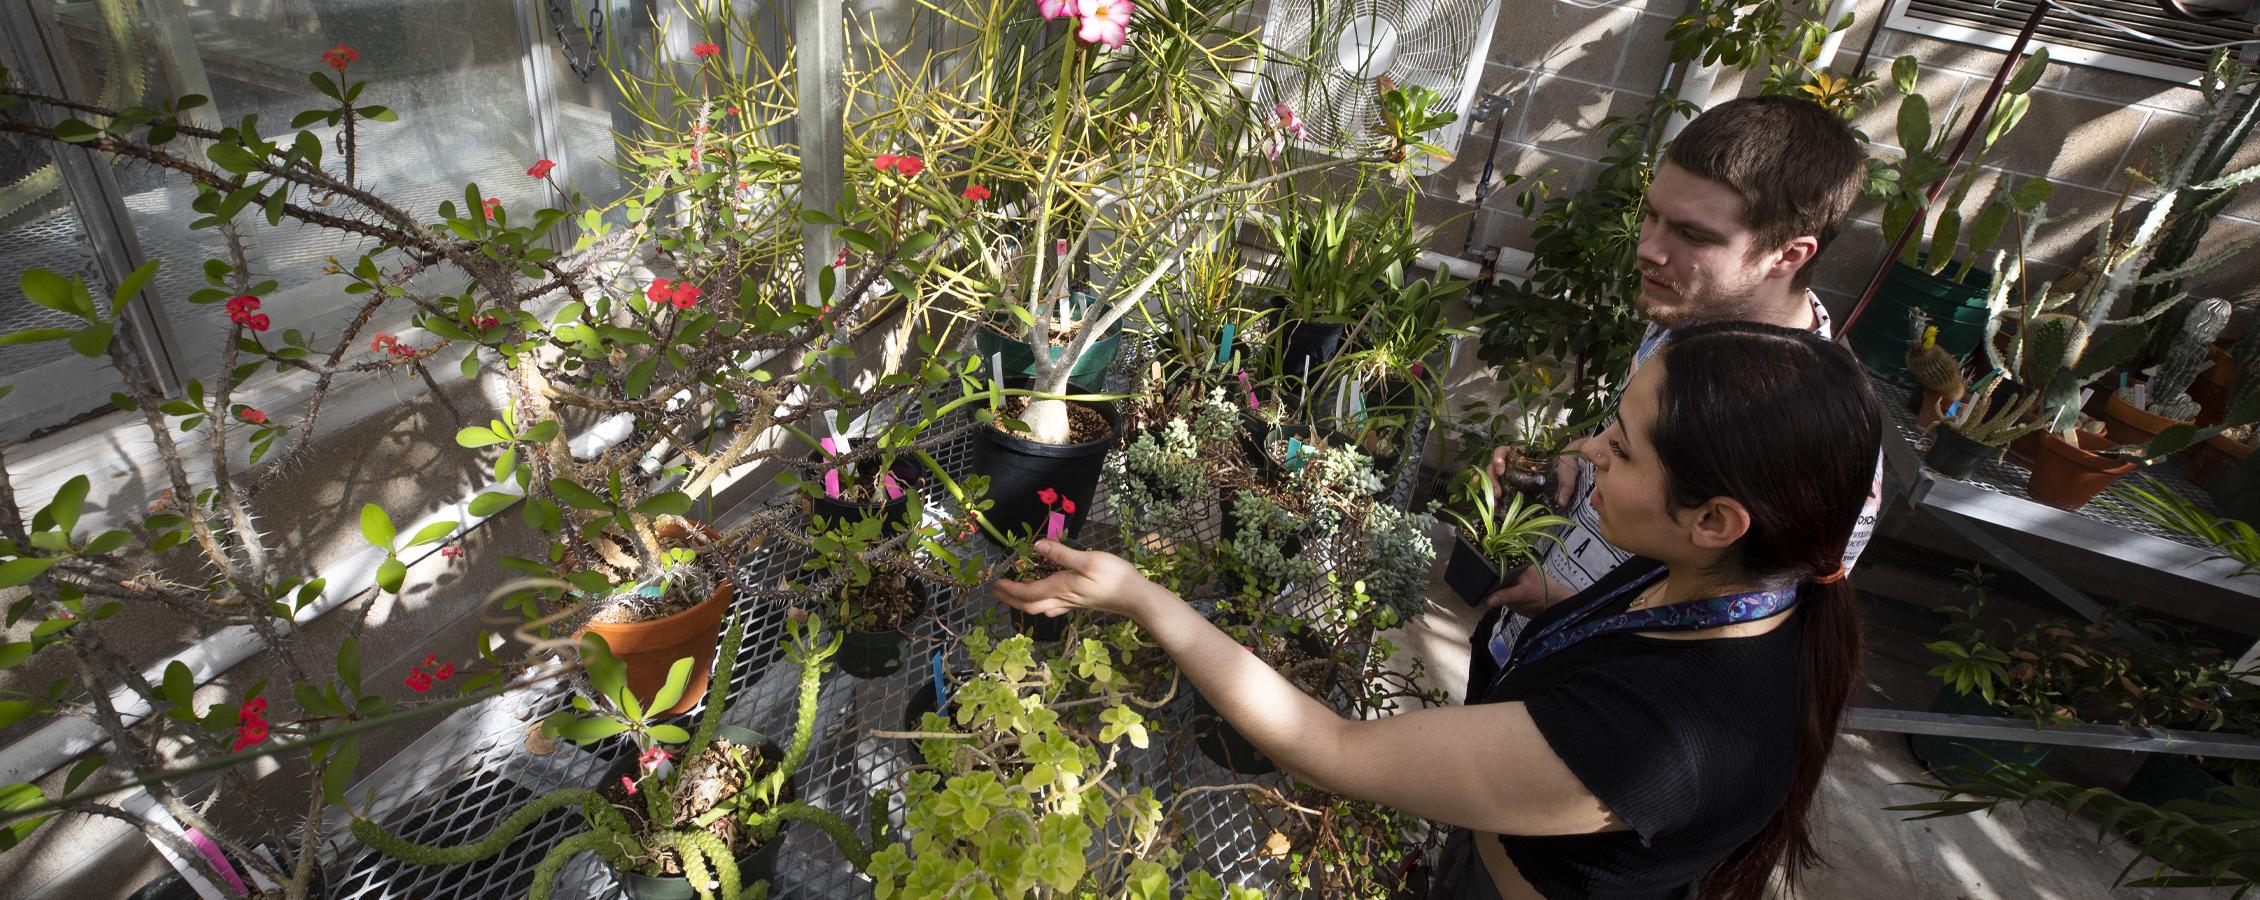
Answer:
474;315;499;329
1275;102;1306;141
1038;0;1075;19
481;197;501;220
638;747;673;770
237;407;267;426
526;159;556;178
1076;0;1133;49
962;184;991;202
321;44;359;73
692;42;721;58
440;546;464;560
621;775;639;795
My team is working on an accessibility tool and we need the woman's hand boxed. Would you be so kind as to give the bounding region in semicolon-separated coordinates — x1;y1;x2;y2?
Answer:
992;540;1159;621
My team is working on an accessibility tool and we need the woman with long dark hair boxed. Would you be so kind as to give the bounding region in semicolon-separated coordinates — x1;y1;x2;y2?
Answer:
997;321;1880;898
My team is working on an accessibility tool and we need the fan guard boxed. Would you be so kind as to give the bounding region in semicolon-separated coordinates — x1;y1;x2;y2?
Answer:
1257;0;1502;169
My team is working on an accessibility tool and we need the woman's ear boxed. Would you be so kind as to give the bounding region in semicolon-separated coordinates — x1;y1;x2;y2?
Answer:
1686;497;1752;551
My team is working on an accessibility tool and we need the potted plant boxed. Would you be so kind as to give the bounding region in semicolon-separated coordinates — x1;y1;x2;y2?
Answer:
780;425;926;536
576;517;738;718
1850;51;2052;381
1926;378;2043;480
1904;314;1968;430
1260;195;1424;390
1893;763;2260;891
353;616;870;899
1191;608;1344;775
799;514;930;680
2098;297;2233;447
1441;469;1571;607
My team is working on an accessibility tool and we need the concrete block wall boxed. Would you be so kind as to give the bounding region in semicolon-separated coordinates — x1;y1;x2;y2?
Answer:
1401;0;2259;320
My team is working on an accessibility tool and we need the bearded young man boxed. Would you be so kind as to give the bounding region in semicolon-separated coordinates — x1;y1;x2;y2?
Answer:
1477;95;1882;621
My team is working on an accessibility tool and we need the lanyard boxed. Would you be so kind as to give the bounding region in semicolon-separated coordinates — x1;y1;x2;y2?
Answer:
1503;570;1799;675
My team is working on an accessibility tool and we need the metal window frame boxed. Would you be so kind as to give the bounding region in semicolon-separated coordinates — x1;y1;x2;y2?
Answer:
1880;0;2253;85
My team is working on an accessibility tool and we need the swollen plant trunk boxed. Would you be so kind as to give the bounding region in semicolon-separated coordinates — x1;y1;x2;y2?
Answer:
1020;397;1074;445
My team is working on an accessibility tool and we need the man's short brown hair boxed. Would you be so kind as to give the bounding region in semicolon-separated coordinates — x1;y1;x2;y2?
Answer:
1663;96;1866;290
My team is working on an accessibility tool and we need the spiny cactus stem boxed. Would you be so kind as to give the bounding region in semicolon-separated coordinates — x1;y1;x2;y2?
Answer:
349;787;613;866
528;830;637;900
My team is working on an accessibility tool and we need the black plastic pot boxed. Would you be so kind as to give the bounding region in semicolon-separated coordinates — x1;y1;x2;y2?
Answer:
1014;609;1072;642
973;378;1121;542
836;581;927;680
1925;426;2000;480
804;453;924;536
1191;629;1332;775
609;725;785;898
1278;319;1348;386
1444;533;1530;608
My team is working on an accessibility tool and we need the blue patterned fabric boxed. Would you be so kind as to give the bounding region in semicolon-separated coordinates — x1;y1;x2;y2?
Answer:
1504;573;1800;675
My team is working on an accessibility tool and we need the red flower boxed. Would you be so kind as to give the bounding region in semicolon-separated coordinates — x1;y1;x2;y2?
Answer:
1037;488;1059;506
646;278;675;305
692;42;721;58
423;653;456;681
667;283;702;310
232;696;270;751
893;155;925;177
243;314;269;332
621;775;640;796
242;697;267;718
961;184;991;202
225;295;259;316
873;154;899;172
526;159;556;178
474;315;499;329
237;407;268;426
481;197;501;220
1061;497;1077;515
440;546;464;560
405;667;432;693
638;747;673;770
726;107;739;117
321;44;359;72
371;333;395;353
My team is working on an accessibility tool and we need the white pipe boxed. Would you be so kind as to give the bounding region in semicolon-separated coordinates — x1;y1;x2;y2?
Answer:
1659;62;1721;143
1813;0;1863;68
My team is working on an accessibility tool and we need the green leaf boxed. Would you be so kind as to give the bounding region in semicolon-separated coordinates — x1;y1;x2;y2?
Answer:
647;723;691;744
1925;210;1962;275
0;642;33;670
468;492;518;517
2006;48;2049;95
67;323;113;359
521;421;559;444
549;715;629;742
625;356;659;398
81;530;127;556
321;738;360;805
20;270;82;318
358;105;398;123
634;491;692;517
1896;92;1931;155
405;521;458;548
645;656;697;716
0;558;58;589
547;479;610;510
0;701;42;728
63;755;104;794
337;639;361;694
111;260;160;319
52;118;101;143
580;632;627;703
0;329;77;347
359;503;396;550
45;476;88;536
162;660;194;709
2011;177;2053;211
375;556;407;594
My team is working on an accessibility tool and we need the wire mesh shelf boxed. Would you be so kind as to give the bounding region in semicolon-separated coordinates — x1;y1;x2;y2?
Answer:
327;404;1438;899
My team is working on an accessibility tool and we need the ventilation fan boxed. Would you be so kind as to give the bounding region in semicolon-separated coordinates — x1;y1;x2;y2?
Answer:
1257;0;1503;171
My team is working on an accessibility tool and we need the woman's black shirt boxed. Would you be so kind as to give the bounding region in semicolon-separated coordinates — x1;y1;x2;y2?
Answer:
1465;558;1804;899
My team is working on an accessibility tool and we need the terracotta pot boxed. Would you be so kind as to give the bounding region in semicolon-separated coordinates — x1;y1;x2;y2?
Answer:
2189;345;2236;427
2189;431;2256;485
579;520;733;717
2098;390;2185;449
2026;431;2137;511
2007;428;2049;467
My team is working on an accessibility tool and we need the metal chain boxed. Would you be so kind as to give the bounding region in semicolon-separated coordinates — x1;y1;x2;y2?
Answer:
547;0;606;82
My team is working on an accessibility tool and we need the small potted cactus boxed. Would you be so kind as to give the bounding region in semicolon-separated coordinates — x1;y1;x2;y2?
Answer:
2099;298;2233;447
1904;315;1968;431
1928;380;2045;479
351;615;871;900
2191;315;2260;482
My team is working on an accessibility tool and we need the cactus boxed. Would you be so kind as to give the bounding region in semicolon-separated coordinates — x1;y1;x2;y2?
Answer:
349;615;869;900
2225;293;2260;415
1905;323;1967;401
2018;313;2090;389
1944;379;2046;447
2144;297;2232;422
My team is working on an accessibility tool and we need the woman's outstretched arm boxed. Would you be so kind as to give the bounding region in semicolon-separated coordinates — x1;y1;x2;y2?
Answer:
995;541;1624;838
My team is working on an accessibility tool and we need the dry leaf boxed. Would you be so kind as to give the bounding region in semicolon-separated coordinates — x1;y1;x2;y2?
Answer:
1261;830;1292;858
525;721;557;756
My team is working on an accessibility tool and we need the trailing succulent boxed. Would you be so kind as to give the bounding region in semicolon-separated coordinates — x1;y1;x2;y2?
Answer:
350;617;869;900
869;631;1258;899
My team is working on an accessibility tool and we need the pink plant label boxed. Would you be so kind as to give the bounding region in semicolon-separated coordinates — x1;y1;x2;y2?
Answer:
185;828;249;895
883;471;904;500
1045;511;1066;541
819;437;842;498
1237;370;1257;410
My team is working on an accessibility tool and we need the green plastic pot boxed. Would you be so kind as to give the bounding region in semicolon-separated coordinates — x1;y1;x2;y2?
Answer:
974;325;1122;386
1849;260;1993;382
1907;687;2050;778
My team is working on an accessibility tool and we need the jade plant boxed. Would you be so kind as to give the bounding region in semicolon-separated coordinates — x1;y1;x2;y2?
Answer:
352;615;869;900
869;630;1257;899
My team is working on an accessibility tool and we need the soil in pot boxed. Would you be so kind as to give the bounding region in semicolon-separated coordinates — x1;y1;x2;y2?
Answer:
835;573;929;680
974;379;1121;542
2026;430;2137;511
1003;549;1079;642
1444;533;1530;607
1907;687;2050;779
804;453;924;536
1192;628;1334;775
605;725;787;898
1924;426;2001;481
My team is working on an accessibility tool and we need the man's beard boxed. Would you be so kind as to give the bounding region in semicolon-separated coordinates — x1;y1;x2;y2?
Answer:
1635;267;1760;329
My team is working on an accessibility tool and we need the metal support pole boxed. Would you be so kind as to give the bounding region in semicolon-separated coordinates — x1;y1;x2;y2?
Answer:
795;0;844;312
